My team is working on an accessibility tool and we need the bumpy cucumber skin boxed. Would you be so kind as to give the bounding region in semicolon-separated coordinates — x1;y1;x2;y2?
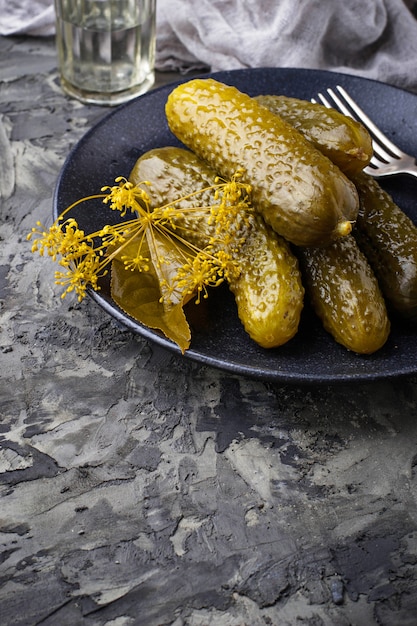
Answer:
229;224;303;348
297;235;390;354
130;147;217;248
130;146;304;348
165;78;359;248
352;172;417;320
255;94;372;176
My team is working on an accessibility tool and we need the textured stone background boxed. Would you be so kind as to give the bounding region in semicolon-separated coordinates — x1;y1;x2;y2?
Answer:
1;35;417;626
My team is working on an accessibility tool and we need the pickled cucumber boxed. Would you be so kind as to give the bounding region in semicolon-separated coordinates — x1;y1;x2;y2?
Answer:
297;235;390;354
165;78;359;247
130;146;304;348
352;172;417;321
255;94;372;176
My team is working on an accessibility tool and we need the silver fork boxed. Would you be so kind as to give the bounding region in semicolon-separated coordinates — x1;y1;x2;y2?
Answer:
312;85;417;179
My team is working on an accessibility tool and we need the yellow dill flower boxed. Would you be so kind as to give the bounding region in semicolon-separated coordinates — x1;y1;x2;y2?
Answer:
29;171;252;311
28;178;153;301
97;224;128;247
121;253;150;272
55;250;104;302
214;169;252;205
29;216;113;300
27;218;88;261
101;177;152;217
174;253;223;304
212;249;241;282
209;170;254;247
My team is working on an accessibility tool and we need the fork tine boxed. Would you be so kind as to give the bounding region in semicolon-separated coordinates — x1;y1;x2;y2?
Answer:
333;86;405;159
370;142;399;165
313;85;417;179
313;90;386;160
313;87;406;161
315;89;353;118
313;91;383;166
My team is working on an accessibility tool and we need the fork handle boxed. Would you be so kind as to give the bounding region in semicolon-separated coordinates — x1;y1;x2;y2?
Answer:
370;163;417;179
402;164;417;179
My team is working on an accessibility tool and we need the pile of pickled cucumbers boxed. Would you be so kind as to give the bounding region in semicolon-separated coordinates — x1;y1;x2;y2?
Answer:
129;78;417;355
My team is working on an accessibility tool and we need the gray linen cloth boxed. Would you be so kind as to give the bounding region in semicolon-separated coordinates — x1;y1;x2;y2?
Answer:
156;0;417;93
0;0;55;36
1;0;417;93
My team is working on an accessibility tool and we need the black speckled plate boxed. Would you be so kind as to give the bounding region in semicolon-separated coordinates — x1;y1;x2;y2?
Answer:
54;67;417;383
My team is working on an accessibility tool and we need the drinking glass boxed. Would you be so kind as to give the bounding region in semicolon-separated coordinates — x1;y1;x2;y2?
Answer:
54;0;156;106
